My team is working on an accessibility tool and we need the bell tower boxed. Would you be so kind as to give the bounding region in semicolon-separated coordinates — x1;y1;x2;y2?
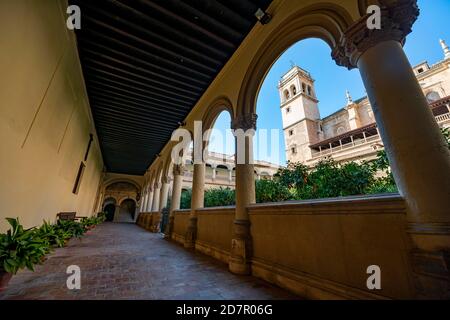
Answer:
278;66;321;163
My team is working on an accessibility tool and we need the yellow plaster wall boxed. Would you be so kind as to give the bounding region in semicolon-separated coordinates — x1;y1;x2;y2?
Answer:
0;0;104;231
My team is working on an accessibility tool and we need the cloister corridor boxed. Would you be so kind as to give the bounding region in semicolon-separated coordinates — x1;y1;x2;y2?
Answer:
0;223;297;300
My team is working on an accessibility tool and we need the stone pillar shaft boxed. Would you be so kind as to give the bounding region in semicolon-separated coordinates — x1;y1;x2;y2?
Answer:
165;165;184;238
159;181;170;211
229;113;257;275
185;163;205;248
152;184;160;212
357;40;450;223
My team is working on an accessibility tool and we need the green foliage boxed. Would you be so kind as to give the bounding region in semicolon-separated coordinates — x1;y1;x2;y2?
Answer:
274;158;376;200
180;189;192;209
255;179;293;203
442;127;450;149
56;220;86;239
35;221;66;248
204;187;235;207
81;214;105;229
0;218;49;274
1;212;106;276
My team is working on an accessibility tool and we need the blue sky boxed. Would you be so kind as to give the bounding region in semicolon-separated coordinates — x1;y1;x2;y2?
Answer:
209;0;450;165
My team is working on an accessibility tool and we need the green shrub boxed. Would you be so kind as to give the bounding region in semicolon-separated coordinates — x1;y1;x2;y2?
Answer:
204;187;235;207
255;179;292;203
35;221;66;248
180;189;192;209
0;218;49;274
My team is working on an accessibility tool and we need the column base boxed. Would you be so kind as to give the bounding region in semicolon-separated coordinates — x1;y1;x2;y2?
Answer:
184;217;197;249
407;222;450;299
229;219;252;275
164;215;174;240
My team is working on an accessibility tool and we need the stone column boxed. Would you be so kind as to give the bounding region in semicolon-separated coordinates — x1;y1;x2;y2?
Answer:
333;1;450;298
165;165;185;238
159;177;171;211
229;113;257;275
141;191;148;212
146;187;153;212
228;167;233;183
151;183;161;212
185;163;205;248
211;164;217;181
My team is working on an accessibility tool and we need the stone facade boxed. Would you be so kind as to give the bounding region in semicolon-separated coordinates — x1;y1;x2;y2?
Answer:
280;40;450;166
181;151;280;191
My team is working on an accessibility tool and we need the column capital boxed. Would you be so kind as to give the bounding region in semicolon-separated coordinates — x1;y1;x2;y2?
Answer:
162;176;172;184
231;113;258;131
172;164;186;176
332;0;419;69
154;182;162;189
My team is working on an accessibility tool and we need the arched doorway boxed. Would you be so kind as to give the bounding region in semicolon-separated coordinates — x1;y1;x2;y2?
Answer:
102;197;116;221
118;199;136;223
103;204;115;221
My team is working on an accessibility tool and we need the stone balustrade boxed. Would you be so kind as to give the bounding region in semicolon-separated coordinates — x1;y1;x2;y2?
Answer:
168;194;416;299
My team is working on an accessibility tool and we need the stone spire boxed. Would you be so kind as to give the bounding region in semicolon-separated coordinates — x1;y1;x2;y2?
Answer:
346;90;353;105
440;39;450;59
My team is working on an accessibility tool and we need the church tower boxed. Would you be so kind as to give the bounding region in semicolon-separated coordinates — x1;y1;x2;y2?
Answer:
278;66;321;163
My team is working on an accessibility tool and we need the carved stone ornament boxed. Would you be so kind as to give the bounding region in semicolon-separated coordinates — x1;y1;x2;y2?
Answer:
231;113;258;131
172;164;186;176
332;0;419;69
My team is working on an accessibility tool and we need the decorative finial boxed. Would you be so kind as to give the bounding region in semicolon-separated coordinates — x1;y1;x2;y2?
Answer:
440;39;450;59
289;60;296;68
346;90;353;105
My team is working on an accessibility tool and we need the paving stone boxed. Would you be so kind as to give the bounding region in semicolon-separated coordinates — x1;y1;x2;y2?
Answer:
0;222;299;300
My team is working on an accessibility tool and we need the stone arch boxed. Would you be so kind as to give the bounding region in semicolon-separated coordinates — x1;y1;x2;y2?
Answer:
202;96;234;132
104;178;142;193
425;90;441;103
201;96;234;163
290;84;297;96
237;3;354;117
117;198;136;222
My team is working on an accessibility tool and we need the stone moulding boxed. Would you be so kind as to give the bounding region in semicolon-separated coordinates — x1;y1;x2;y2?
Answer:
247;193;406;215
251;257;389;300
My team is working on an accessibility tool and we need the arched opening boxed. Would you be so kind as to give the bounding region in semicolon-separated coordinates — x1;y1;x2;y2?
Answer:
426;91;441;103
103;203;116;222
118;199;136;223
102;197;116;221
202;105;236;206
250;34;392;203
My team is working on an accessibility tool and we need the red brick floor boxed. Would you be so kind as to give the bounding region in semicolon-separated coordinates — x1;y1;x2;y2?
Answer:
0;222;298;300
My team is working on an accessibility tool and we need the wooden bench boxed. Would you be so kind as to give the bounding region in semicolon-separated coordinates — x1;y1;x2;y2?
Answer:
56;212;86;222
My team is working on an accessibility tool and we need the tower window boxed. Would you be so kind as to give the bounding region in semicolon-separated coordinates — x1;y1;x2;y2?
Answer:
284;90;290;101
291;147;297;154
417;68;424;73
302;83;306;93
289;129;294;136
286;107;291;113
291;85;297;96
307;85;312;96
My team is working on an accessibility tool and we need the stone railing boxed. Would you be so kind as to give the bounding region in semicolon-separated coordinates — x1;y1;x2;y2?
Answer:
172;209;190;244
436;112;450;123
311;134;381;159
195;206;235;263
168;194;415;299
247;194;412;299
